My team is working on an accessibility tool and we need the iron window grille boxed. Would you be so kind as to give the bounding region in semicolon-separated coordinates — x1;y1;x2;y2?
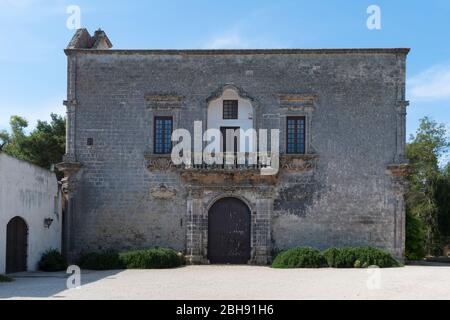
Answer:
286;116;306;154
154;116;173;154
223;100;238;119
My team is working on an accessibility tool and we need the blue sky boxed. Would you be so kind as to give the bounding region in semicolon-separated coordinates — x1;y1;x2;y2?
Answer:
0;0;449;145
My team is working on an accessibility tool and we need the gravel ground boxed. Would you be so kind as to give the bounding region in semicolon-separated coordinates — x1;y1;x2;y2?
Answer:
1;265;450;300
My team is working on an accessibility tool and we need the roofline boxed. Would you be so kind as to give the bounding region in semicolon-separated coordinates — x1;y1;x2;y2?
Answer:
64;48;410;56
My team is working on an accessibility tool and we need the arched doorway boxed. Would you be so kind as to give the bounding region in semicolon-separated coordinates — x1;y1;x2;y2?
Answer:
208;197;251;264
6;216;28;273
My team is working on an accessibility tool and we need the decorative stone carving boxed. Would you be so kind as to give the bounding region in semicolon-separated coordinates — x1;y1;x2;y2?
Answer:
278;93;317;110
280;154;318;172
149;184;176;199
145;94;184;110
180;170;278;185
55;162;82;195
206;83;255;103
145;155;175;171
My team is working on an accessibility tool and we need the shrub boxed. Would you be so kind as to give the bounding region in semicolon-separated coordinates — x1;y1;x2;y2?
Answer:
79;248;184;270
119;248;184;269
323;247;401;268
79;251;124;270
272;247;325;268
405;210;426;260
271;248;283;262
0;274;13;282
38;249;68;272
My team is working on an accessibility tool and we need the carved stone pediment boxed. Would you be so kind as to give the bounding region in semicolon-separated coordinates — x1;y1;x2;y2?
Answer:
206;84;255;103
280;154;318;172
278;94;317;110
145;94;183;110
149;184;176;199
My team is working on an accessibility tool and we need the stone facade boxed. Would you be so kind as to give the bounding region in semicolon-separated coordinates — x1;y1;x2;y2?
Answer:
57;29;409;264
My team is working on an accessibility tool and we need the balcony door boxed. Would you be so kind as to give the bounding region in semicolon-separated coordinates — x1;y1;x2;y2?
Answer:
220;127;240;167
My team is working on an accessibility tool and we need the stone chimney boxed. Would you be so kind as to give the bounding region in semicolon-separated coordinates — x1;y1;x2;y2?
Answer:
66;28;113;49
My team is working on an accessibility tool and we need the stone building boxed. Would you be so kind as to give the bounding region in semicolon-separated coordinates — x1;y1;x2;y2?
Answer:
57;29;409;264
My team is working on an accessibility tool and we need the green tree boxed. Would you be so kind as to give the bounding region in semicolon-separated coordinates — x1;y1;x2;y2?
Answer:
0;114;66;171
405;117;450;258
435;164;450;244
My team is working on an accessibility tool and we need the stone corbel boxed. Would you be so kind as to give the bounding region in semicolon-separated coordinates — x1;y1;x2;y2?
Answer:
55;162;82;195
280;154;319;172
145;154;175;171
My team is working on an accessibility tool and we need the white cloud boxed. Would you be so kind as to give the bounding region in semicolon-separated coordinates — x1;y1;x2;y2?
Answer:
203;29;284;50
408;64;450;101
204;32;250;49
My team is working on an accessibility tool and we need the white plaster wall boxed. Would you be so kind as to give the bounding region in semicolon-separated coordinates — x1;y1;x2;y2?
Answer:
207;88;255;152
0;153;61;273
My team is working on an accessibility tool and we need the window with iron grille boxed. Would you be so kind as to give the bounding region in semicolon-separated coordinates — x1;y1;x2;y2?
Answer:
286;116;306;154
223;100;238;119
154;116;173;154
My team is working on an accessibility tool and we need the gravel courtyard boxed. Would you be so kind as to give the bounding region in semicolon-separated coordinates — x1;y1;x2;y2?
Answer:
1;265;450;300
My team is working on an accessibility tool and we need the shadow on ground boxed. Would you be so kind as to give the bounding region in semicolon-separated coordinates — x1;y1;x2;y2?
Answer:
0;269;123;299
406;260;450;267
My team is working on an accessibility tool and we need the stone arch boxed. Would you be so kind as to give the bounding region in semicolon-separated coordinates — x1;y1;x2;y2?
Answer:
207;196;252;264
206;83;257;104
206;192;255;214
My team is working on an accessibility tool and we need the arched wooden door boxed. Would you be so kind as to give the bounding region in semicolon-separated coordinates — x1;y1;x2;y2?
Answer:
208;197;251;264
6;216;28;273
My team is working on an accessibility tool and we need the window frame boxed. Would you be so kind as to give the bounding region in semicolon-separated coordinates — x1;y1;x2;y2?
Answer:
222;100;239;120
153;116;173;154
286;116;306;154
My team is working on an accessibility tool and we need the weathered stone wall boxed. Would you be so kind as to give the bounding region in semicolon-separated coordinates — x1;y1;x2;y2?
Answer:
63;48;408;261
0;153;62;273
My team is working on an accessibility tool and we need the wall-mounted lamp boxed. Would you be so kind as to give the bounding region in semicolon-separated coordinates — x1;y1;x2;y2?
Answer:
44;218;54;228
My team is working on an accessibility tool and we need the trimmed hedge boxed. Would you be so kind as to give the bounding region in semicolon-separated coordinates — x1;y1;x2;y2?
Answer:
272;246;401;268
323;247;401;268
0;274;13;283
120;248;184;269
79;248;184;270
79;251;124;270
272;247;325;268
38;249;68;272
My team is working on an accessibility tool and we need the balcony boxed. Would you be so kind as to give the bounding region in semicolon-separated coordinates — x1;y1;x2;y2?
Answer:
145;152;318;185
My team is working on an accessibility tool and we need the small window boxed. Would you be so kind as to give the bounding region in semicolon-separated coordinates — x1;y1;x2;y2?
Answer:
154;116;173;154
87;138;93;146
223;100;238;119
286;117;306;154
